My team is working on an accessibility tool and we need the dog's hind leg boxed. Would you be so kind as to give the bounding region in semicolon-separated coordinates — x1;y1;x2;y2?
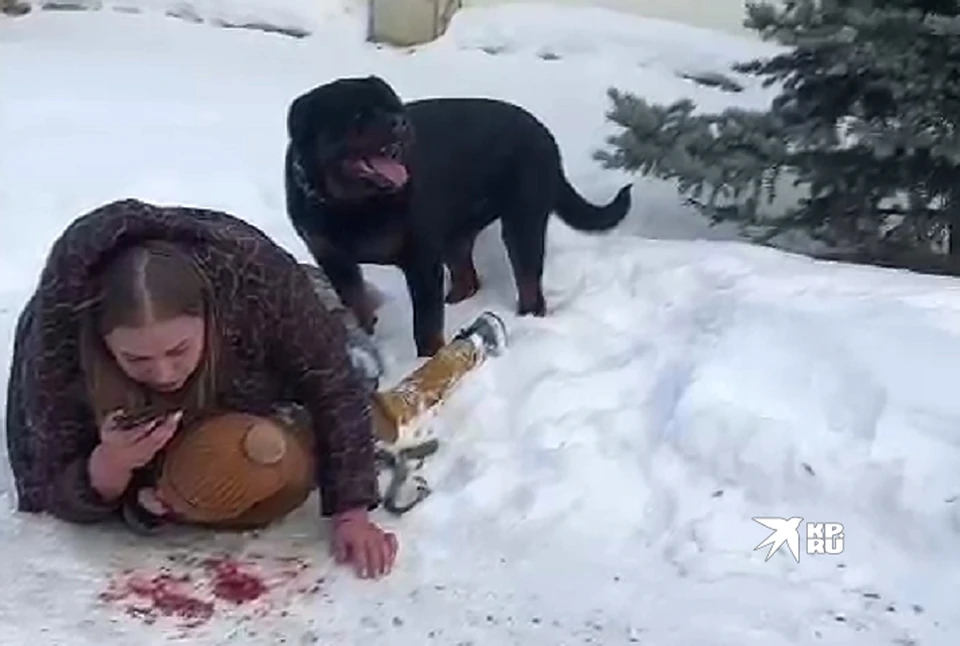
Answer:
496;156;557;317
444;235;481;304
501;208;549;317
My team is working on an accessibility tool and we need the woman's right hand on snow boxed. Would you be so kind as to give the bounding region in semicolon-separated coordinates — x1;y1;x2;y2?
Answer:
88;409;182;502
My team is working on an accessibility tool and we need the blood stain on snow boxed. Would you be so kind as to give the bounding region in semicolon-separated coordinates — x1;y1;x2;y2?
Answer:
204;556;268;604
98;552;321;630
98;570;215;628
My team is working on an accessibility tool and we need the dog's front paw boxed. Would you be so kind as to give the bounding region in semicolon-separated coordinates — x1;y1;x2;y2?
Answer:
355;308;378;334
517;299;546;317
346;287;380;334
445;280;480;304
416;334;446;357
516;279;546;317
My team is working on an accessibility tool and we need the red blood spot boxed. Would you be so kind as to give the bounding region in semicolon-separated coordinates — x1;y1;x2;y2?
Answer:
100;553;314;630
105;573;214;626
204;557;268;604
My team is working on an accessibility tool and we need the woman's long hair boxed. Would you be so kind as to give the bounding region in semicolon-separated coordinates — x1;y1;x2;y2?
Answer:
77;240;220;427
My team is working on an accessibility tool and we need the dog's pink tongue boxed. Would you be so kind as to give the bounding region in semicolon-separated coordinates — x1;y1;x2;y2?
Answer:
367;157;409;187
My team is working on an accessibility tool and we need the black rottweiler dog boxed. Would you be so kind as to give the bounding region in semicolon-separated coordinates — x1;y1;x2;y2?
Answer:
283;75;632;357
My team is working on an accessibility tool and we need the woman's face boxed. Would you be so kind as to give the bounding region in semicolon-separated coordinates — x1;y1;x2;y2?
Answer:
104;316;205;393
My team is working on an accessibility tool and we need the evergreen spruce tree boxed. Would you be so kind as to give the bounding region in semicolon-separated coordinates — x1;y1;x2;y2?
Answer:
595;0;960;269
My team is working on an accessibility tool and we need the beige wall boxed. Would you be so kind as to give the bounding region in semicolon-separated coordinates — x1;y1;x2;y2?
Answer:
462;0;753;36
369;0;463;46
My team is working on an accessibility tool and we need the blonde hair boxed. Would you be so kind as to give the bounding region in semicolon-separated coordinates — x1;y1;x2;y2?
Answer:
78;241;219;426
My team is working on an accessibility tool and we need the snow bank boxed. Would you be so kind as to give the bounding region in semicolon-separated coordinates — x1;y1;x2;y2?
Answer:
9;0;365;38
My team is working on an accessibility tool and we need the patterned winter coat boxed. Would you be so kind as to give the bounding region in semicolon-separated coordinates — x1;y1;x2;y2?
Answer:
4;198;379;523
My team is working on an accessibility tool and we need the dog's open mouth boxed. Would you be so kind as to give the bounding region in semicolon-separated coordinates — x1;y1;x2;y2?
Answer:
345;143;409;190
348;156;408;188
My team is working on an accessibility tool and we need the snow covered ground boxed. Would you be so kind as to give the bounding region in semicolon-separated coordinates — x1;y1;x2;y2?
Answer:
2;2;960;645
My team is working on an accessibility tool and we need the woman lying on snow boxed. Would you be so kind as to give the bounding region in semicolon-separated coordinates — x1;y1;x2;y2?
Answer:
4;198;396;579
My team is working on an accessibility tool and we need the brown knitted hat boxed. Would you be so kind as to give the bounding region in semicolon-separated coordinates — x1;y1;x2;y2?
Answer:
154;412;313;525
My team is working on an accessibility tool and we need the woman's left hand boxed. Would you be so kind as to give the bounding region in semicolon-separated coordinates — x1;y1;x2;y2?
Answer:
331;508;399;579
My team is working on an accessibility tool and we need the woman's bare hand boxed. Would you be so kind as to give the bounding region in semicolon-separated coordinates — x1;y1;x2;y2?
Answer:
331;508;399;579
88;409;182;501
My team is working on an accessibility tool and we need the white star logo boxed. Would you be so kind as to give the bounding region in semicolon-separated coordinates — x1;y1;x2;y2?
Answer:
753;516;803;562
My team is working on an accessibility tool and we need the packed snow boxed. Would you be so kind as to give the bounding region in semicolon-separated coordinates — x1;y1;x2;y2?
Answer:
2;2;960;645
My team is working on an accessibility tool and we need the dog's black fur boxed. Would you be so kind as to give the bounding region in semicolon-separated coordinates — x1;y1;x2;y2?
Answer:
283;75;632;357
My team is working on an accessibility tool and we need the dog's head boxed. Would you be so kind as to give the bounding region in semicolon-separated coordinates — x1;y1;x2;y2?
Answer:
287;75;413;201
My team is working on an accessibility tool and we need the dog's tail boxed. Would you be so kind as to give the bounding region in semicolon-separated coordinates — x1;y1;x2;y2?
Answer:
554;172;632;232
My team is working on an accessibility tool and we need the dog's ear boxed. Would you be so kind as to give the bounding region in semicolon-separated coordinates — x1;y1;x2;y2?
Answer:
366;75;402;103
286;92;313;144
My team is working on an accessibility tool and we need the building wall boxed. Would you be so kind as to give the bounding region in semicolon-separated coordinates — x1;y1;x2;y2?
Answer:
462;0;752;37
369;0;463;45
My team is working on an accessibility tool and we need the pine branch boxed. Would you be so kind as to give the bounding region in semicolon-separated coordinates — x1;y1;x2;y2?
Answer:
594;0;960;257
594;89;789;209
